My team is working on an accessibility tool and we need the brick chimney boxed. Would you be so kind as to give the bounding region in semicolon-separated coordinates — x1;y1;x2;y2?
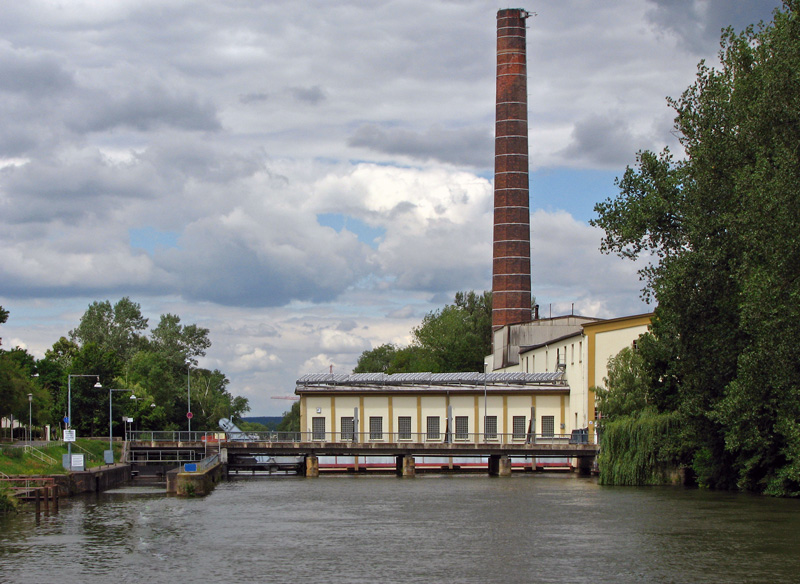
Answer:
492;8;532;329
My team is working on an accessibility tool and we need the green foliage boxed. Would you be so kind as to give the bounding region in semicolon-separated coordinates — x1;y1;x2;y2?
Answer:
28;298;248;434
592;2;800;495
150;313;211;367
0;439;119;475
0;483;18;513
354;291;492;374
598;410;680;486
595;346;650;421
69;297;149;363
353;344;398;373
277;401;300;432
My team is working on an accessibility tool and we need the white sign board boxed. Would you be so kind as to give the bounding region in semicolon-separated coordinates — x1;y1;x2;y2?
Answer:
71;454;85;471
64;429;77;442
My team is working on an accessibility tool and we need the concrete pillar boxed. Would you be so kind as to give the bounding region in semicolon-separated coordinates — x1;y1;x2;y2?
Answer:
396;455;415;477
488;454;500;476
498;455;512;477
305;455;319;478
576;456;593;476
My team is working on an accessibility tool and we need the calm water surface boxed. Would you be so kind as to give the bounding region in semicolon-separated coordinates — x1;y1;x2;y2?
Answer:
2;474;800;583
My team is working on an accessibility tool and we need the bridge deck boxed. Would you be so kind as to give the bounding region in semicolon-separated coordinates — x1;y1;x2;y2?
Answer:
129;439;598;459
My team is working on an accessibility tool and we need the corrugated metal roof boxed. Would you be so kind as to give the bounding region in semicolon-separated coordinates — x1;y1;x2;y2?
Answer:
296;371;564;387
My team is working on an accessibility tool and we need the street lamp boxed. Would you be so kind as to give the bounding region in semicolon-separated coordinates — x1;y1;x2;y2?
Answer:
128;395;156;437
187;365;192;433
105;388;133;463
66;374;102;470
483;363;488;443
27;393;32;445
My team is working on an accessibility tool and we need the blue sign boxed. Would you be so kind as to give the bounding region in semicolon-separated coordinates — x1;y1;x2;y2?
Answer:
184;463;197;472
63;416;69;424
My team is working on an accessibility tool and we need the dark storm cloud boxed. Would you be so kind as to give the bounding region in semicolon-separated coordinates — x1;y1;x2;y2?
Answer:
240;92;270;104
645;0;782;52
348;123;492;168
67;84;221;134
560;114;642;167
0;48;74;95
288;85;326;105
1;152;162;223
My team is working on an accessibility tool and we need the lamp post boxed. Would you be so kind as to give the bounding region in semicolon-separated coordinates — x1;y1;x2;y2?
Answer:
483;363;488;443
187;365;192;434
106;388;133;462
128;395;156;438
66;374;102;470
28;393;32;445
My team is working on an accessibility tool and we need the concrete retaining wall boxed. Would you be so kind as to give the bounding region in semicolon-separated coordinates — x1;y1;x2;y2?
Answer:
167;462;223;496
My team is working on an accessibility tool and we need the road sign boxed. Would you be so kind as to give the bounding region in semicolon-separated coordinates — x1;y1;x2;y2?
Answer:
64;429;76;442
63;416;69;425
187;412;193;419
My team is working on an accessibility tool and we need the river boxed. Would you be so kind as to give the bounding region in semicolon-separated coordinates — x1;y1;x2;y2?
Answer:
2;474;799;583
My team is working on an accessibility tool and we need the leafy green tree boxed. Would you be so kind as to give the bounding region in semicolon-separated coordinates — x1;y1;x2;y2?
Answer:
277;400;300;432
595;346;650;422
353;291;492;374
150;314;211;367
353;344;398;373
66;343;121;437
69;298;149;362
591;1;800;494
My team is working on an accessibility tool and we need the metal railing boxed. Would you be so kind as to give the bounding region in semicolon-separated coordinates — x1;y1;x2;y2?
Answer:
128;430;592;446
24;445;58;464
64;441;97;461
194;453;220;472
126;449;205;463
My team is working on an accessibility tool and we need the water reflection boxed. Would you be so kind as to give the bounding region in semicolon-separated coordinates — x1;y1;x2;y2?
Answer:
1;474;799;583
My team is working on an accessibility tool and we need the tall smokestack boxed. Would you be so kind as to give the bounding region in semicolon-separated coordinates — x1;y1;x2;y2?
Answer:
493;8;532;329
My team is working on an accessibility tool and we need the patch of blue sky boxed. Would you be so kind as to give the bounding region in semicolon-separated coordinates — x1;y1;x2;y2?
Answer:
317;213;385;249
529;168;622;223
129;226;181;254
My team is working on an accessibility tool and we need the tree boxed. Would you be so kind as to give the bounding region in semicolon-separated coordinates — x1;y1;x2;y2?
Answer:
595;346;650;422
591;1;800;494
353;344;398;373
412;291;491;372
69;298;149;362
277;401;300;432
353;291;492;374
150;314;211;367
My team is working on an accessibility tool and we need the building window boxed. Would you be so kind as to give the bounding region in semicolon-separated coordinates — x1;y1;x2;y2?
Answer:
341;416;354;441
455;416;469;441
426;416;440;440
484;415;498;440
512;416;526;440
312;417;326;441
579;341;583;362
541;415;555;438
398;416;412;440
369;416;383;440
570;343;574;364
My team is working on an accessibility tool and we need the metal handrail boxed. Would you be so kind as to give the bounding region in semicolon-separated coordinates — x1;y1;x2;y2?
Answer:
24;445;58;464
127;430;591;445
63;441;97;461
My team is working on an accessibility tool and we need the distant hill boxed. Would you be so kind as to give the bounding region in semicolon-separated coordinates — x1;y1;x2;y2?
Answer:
241;416;283;428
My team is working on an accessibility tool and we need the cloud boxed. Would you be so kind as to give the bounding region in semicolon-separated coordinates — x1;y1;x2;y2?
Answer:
1;0;781;416
644;0;783;53
348;124;492;167
288;85;326;105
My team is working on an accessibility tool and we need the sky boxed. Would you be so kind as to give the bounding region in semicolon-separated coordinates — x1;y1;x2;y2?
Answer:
0;0;783;416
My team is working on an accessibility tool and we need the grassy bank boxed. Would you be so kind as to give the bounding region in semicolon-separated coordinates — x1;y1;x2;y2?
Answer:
0;439;122;476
